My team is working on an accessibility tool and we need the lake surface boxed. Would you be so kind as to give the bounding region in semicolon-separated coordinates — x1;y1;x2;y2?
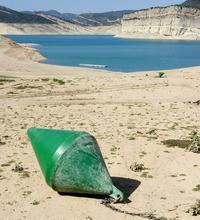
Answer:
7;35;200;72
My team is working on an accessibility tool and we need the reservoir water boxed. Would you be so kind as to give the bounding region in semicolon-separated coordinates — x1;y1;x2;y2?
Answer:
7;35;200;73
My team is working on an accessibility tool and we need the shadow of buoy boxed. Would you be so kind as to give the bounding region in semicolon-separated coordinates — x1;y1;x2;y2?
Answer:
111;177;141;203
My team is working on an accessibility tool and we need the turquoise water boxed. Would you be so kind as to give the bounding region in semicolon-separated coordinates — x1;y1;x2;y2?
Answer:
7;35;200;72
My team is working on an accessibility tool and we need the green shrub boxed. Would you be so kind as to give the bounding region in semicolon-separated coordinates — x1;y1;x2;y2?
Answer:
158;72;165;78
53;78;65;85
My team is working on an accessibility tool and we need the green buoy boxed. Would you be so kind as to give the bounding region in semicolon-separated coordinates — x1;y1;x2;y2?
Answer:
27;128;124;202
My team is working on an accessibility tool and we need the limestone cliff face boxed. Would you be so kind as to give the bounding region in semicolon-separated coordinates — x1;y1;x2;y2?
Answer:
120;6;200;40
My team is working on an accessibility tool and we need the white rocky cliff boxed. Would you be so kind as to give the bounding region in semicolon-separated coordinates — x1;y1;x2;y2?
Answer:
118;6;200;40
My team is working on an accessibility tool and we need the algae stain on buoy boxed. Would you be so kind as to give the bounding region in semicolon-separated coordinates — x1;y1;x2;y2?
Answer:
27;128;124;202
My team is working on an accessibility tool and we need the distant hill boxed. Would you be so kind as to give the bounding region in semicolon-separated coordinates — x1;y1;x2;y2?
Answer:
0;6;95;35
24;10;134;26
35;10;77;23
0;5;54;23
74;10;135;26
182;0;200;9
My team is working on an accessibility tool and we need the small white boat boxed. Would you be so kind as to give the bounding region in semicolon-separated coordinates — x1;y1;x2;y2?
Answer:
79;64;108;68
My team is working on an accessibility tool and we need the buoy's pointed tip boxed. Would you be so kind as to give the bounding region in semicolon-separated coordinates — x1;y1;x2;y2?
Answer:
27;127;41;138
27;127;35;131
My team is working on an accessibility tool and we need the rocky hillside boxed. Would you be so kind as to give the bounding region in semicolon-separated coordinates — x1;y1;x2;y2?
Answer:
0;6;94;34
32;10;77;23
24;10;134;26
182;0;200;9
0;5;123;34
119;5;200;40
0;5;54;24
74;10;134;26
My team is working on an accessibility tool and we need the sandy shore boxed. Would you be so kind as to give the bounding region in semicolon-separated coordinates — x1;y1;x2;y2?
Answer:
0;36;200;220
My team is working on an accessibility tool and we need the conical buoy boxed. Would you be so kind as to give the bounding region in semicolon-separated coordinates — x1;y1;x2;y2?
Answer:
27;128;124;202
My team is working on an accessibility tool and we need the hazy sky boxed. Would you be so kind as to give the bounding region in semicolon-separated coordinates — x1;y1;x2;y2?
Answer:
0;0;184;13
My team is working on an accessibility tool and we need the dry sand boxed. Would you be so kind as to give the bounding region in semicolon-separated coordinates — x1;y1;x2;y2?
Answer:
0;36;200;220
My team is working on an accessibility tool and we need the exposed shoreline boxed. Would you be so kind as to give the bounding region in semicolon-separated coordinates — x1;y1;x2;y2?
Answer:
0;35;200;220
2;30;200;41
4;34;200;75
115;33;200;41
0;35;46;63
